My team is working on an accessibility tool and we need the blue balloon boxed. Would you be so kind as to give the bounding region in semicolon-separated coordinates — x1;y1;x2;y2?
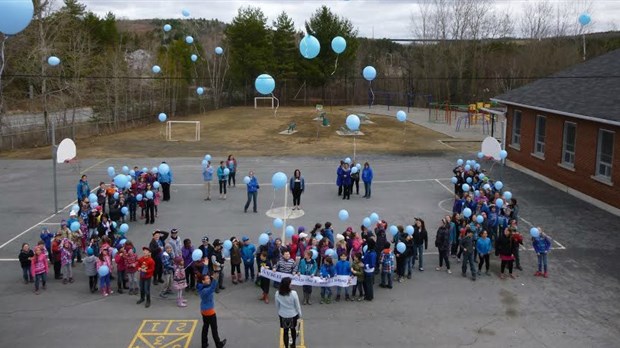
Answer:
578;13;591;26
215;47;224;55
89;193;97;202
530;228;540;238
362;66;376;81
457;159;464;166
451;177;458;184
299;35;320;59
255;74;275;95
120;223;129;233
259;233;269;246
107;166;115;177
503;191;512;201
494;181;503;190
477;152;484;159
152;65;161;74
273;218;284;229
223;240;232;250
396;242;406;253
463;208;472;218
158;113;167;122
362;217;371;228
182;9;190;17
163;24;172;32
113;192;119;200
338;209;349;221
71;204;79;212
351;166;358;174
196;87;204;95
47;56;61;66
474;190;480;197
0;0;34;35
464;164;471;172
129;169;135;176
315;233;323;242
476;215;484;224
136;194;143;201
97;265;110;277
153;181;161;189
363;245;368;253
159;163;170;175
191;249;203;261
478;173;485;180
405;225;414;235
346;114;360;131
145;190;154;199
389;225;398;237
331;36;346;54
70;221;80;232
223;248;230;258
370;212;379;223
185;36;194;44
499;150;508;160
191;54;198;62
223;168;230;176
344;157;352;164
483;184;491;191
396;110;407;122
122;166;129;175
311;249;318;260
90;202;99;209
495;198;504;208
114;174;128;189
204;154;212;161
326;249;336;257
151;167;158;174
462;183;470;192
271;172;287;190
142;167;148;173
285;226;295;238
121;206;129;215
466;177;472;184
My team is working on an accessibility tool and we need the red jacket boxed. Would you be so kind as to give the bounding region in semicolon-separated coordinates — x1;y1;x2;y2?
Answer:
51;239;62;262
138;256;155;279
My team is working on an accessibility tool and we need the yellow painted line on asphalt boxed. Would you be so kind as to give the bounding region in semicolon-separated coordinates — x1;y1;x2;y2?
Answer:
128;320;197;348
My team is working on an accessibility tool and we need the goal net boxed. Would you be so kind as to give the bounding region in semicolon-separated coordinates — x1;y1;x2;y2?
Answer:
254;96;275;109
166;121;200;142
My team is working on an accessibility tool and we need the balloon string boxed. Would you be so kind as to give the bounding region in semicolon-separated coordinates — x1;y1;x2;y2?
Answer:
369;81;375;107
331;55;339;76
271;93;280;118
269;188;276;211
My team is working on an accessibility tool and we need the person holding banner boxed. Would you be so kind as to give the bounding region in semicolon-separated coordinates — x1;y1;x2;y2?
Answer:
275;277;302;348
363;239;377;301
298;250;317;305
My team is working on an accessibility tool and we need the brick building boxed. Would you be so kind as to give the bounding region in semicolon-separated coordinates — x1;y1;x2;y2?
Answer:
492;49;620;212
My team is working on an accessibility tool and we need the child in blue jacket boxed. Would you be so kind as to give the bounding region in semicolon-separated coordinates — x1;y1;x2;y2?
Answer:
198;270;227;348
320;256;336;304
532;230;552;278
335;253;351;301
476;230;492;276
240;236;256;281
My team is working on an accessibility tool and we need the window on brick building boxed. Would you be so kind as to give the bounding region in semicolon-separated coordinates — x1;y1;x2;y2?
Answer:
534;115;546;156
562;122;576;167
511;110;522;148
596;129;614;180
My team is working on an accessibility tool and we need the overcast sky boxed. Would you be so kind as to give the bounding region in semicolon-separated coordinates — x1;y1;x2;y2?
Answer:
80;0;619;38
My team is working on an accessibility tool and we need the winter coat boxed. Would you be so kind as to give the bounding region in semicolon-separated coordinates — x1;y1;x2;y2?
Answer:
19;249;34;268
335;260;351;276
31;252;48;276
476;237;492;255
298;258;317;276
362;167;373;183
412;227;428;249
435;225;451;251
532;235;552;254
230;245;242;265
241;244;256;264
83;255;98;276
246;176;260;193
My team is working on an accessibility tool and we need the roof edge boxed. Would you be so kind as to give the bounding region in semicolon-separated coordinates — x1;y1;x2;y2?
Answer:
490;98;620;127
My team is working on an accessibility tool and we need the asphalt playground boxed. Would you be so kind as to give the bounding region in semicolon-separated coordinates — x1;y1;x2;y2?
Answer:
0;154;618;348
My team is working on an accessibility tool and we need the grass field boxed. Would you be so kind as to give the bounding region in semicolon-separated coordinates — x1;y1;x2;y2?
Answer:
0;106;456;159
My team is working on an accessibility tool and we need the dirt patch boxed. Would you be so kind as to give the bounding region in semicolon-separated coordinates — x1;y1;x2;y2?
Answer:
0;106;455;159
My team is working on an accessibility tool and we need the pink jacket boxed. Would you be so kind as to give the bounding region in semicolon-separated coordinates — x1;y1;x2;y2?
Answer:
31;252;48;275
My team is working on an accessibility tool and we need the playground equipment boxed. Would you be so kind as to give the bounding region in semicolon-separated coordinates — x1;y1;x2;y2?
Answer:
367;90;433;113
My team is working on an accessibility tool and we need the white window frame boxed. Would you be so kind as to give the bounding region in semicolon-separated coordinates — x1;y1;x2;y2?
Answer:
561;122;577;167
595;129;614;181
534;115;546;157
511;110;522;149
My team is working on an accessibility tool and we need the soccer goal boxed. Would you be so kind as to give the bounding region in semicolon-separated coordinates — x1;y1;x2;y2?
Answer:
166;121;201;141
254;96;275;109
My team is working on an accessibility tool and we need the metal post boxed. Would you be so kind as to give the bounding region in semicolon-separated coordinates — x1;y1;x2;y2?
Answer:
582;34;586;61
282;183;288;243
353;136;356;162
51;121;58;213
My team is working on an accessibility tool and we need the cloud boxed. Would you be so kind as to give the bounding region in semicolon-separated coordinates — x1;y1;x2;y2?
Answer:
81;0;618;38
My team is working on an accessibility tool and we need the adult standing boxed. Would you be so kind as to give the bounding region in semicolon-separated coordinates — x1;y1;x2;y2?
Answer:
217;161;228;200
144;183;156;225
435;218;452;274
244;171;259;213
412;218;428;272
149;230;169;285
495;228;517;279
362;239;377;301
361;162;373;199
289;169;305;211
157;161;173;201
336;161;344;196
275;277;302;348
350;162;360;195
202;161;214;201
198;261;227;348
341;164;351;200
227;154;237;188
77;175;90;203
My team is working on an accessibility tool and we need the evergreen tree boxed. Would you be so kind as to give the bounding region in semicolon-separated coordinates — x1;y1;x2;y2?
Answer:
271;12;297;80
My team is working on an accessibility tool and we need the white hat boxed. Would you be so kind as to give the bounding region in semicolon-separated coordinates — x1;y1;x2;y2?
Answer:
69;210;77;216
336;233;345;241
299;233;308;239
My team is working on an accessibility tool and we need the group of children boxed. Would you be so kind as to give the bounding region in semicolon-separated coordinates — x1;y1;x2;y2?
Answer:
336;160;374;199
